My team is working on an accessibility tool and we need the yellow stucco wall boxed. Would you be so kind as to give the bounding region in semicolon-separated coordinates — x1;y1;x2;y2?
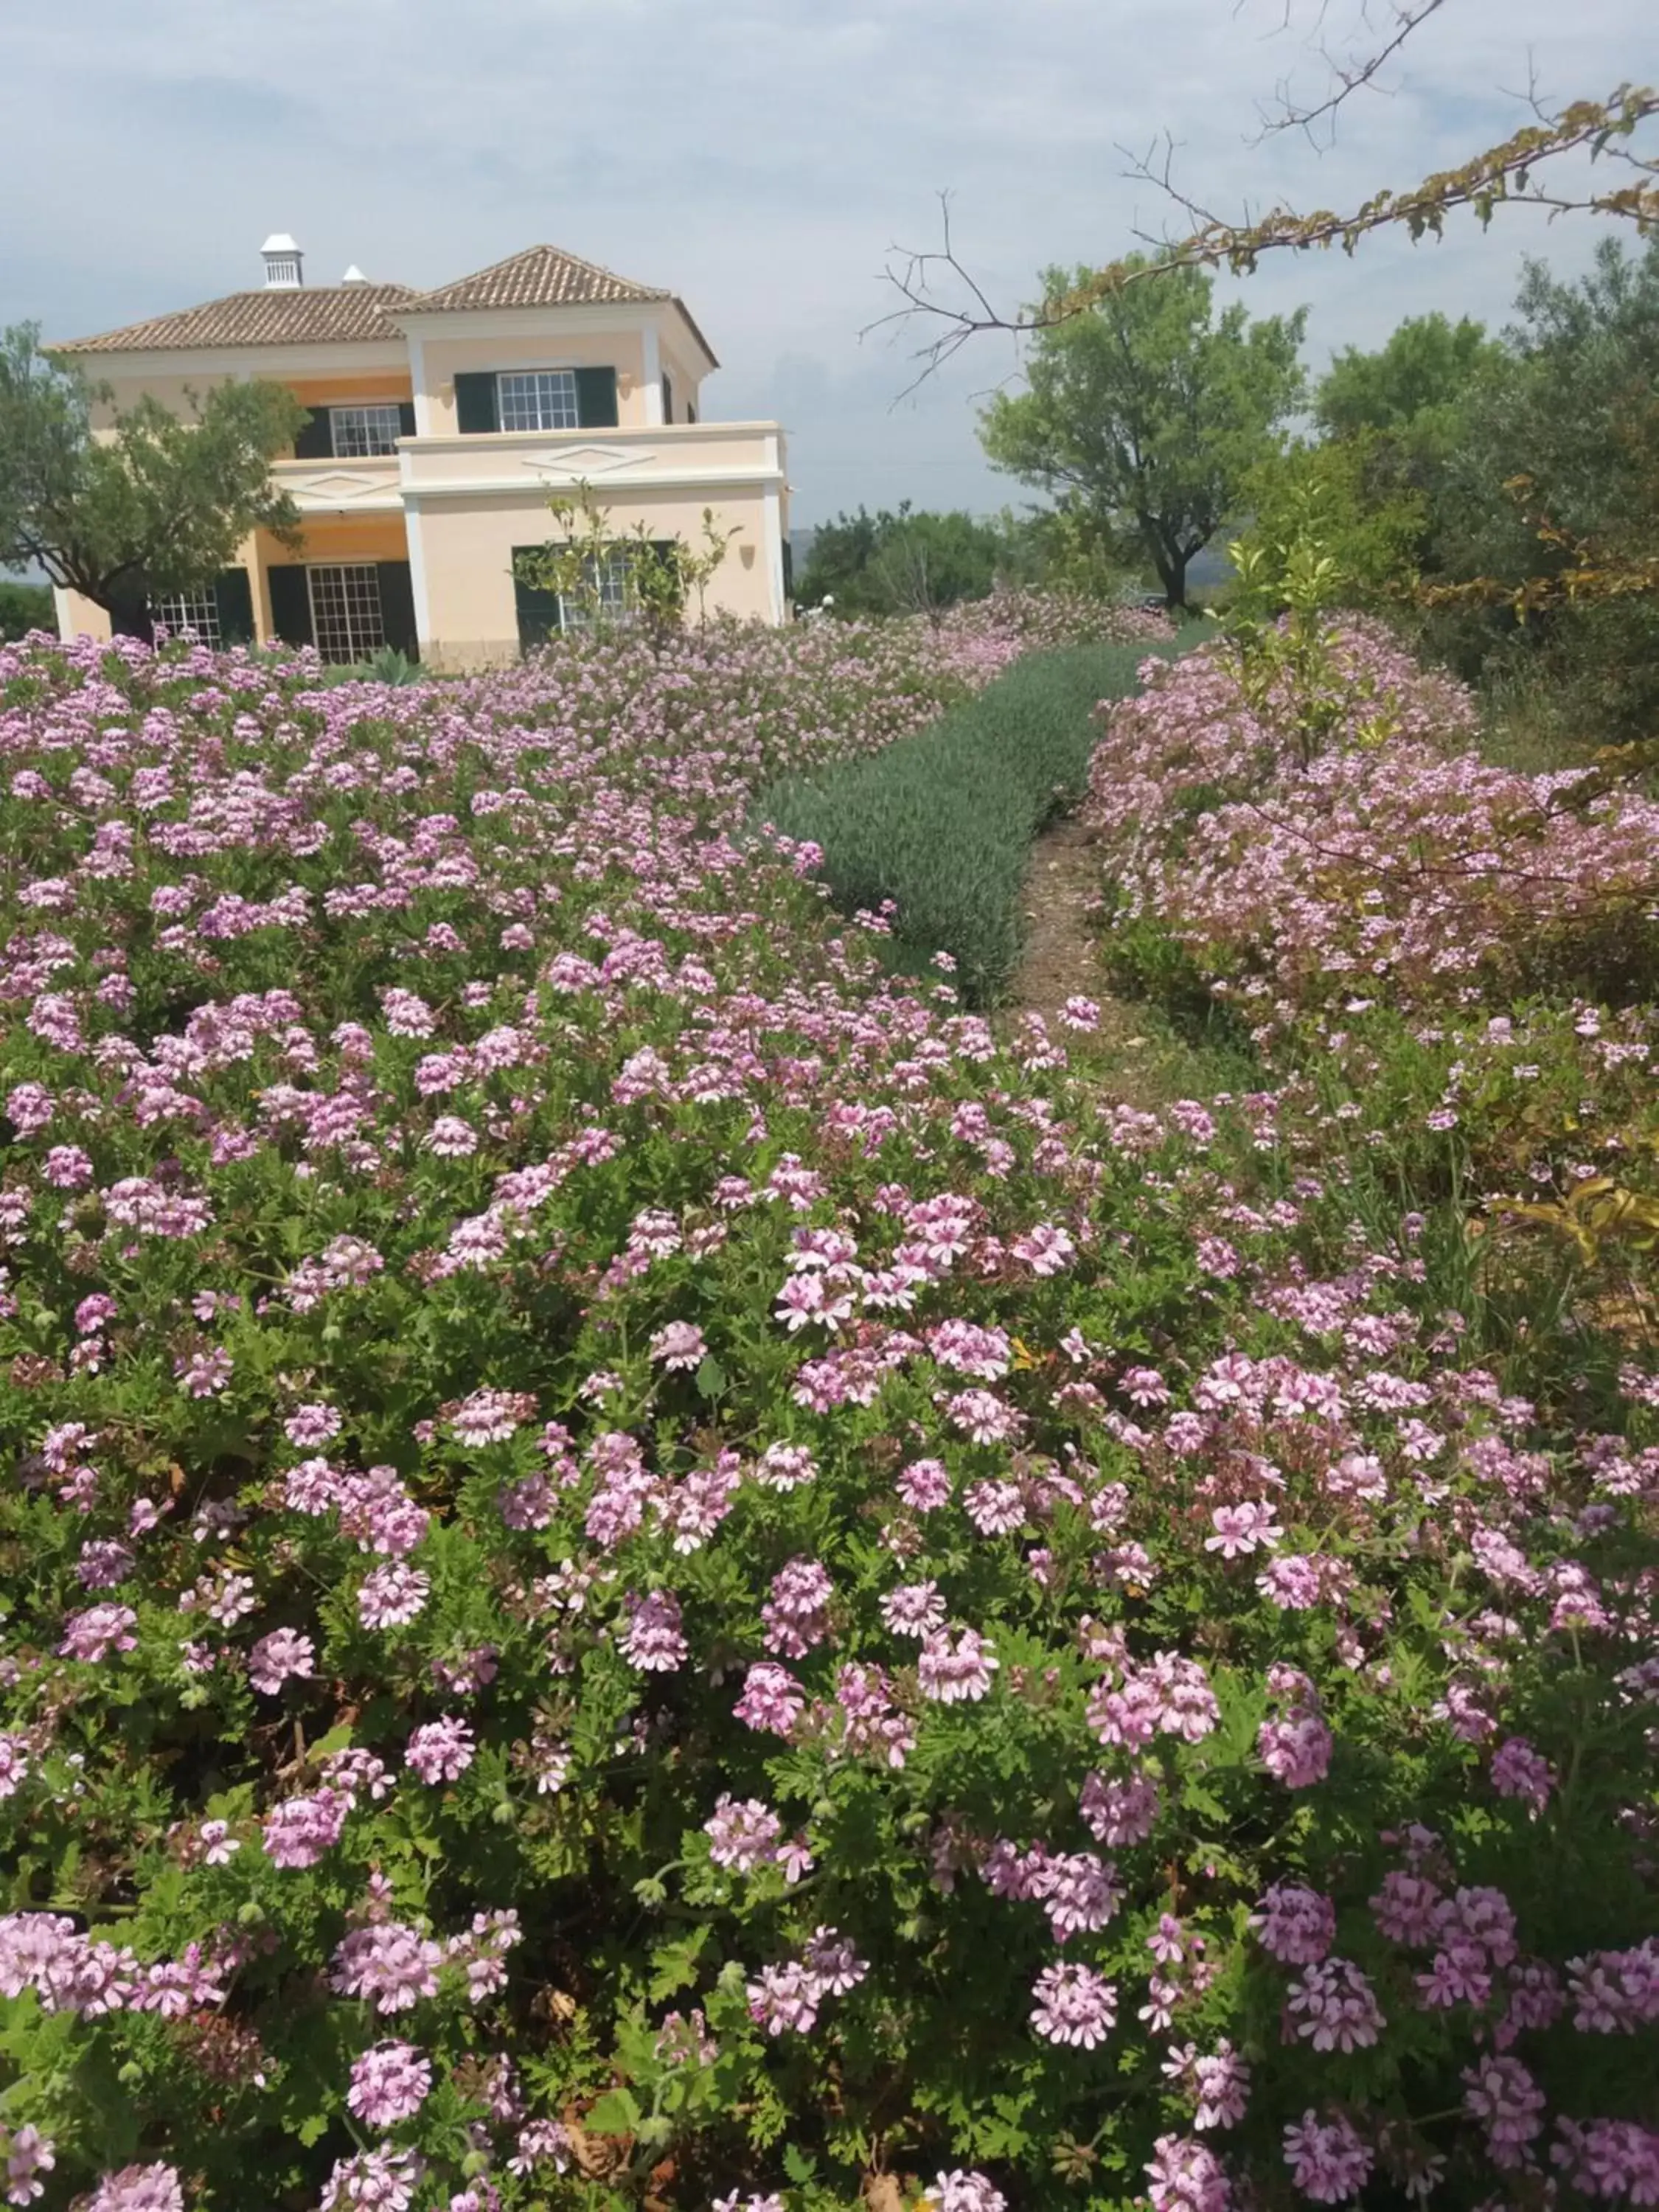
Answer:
416;482;779;668
55;588;113;642
659;339;704;424
286;372;414;406
258;516;413;566
417;329;649;432
85;364;411;434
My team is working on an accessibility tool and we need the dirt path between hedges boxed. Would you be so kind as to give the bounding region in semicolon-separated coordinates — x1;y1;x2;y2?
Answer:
1012;813;1107;1026
1007;813;1179;1109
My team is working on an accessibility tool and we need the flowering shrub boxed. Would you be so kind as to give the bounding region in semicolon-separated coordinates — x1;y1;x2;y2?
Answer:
1085;617;1659;1026
0;614;1653;2212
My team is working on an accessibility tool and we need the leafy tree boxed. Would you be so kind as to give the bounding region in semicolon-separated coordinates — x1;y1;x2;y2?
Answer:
993;502;1149;602
1422;234;1659;738
978;260;1306;608
1445;237;1659;566
1235;433;1430;611
0;578;54;641
794;503;1008;617
0;322;304;625
1315;311;1502;443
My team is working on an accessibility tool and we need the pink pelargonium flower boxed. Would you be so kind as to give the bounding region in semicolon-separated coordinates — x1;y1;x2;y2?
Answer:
619;1588;688;1672
405;1717;476;1785
917;1627;999;1704
1144;2135;1231;2212
1030;1960;1117;2048
1205;1500;1284;1558
925;2172;1007;2212
59;1605;139;1663
86;2165;186;2212
246;1628;316;1695
1011;1221;1076;1276
347;2040;433;2128
1281;2111;1372;2204
649;1320;708;1371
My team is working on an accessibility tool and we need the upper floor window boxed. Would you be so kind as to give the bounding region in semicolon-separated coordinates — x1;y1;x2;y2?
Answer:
455;367;617;434
293;400;412;462
498;369;580;434
330;403;405;458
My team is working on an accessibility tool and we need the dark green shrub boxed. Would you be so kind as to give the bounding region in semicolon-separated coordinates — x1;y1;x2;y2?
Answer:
754;641;1178;1004
0;579;54;641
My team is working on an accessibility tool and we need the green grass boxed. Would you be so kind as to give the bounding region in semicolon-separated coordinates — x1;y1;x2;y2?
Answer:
752;639;1184;1006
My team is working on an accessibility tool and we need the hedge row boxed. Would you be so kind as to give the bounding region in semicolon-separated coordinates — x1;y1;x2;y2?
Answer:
752;639;1178;1004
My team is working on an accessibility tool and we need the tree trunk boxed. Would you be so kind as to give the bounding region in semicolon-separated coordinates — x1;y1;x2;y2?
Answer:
1150;545;1189;611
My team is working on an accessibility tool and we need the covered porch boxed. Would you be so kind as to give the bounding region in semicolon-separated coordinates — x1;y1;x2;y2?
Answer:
248;512;418;661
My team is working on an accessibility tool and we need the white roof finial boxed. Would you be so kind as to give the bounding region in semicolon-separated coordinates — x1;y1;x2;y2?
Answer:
341;264;369;285
261;234;304;289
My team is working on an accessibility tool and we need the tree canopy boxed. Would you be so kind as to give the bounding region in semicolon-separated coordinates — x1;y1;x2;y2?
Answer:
978;260;1306;607
0;324;305;619
1315;311;1502;441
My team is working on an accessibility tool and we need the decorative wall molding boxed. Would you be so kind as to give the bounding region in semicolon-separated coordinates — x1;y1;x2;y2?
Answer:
275;462;403;510
519;442;658;481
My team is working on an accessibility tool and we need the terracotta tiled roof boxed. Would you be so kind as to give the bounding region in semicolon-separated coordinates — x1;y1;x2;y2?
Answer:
57;285;420;353
405;243;670;314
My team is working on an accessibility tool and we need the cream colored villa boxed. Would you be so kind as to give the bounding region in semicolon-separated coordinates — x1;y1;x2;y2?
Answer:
53;236;790;664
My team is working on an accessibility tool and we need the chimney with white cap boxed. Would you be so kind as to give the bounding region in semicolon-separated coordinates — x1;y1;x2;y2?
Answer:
341;265;369;285
261;234;304;289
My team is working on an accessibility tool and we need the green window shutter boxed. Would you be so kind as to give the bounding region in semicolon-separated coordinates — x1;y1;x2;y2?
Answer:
574;366;619;428
212;568;256;644
397;402;417;439
267;565;313;647
661;371;674;425
293;408;333;459
454;373;498;434
108;585;150;640
511;546;560;652
375;563;420;658
782;537;794;603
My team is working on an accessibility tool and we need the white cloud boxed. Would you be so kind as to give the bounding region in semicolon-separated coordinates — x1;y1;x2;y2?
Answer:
2;0;1648;518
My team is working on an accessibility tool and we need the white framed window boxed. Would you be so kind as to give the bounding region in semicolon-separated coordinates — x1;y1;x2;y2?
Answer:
307;563;384;663
557;552;633;633
330;404;404;458
150;589;220;647
498;369;580;434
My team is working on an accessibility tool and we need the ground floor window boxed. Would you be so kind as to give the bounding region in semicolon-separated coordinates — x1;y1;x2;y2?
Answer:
557;552;633;633
307;564;385;663
512;543;682;653
150;588;220;647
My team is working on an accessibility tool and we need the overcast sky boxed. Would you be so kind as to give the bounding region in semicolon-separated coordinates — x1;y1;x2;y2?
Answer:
4;0;1649;525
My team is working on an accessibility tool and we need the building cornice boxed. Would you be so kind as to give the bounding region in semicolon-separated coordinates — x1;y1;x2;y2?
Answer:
402;465;786;504
391;298;718;372
403;422;782;455
77;341;411;380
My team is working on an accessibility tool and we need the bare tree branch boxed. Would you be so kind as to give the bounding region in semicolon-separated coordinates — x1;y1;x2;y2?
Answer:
1249;0;1450;149
872;82;1658;384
